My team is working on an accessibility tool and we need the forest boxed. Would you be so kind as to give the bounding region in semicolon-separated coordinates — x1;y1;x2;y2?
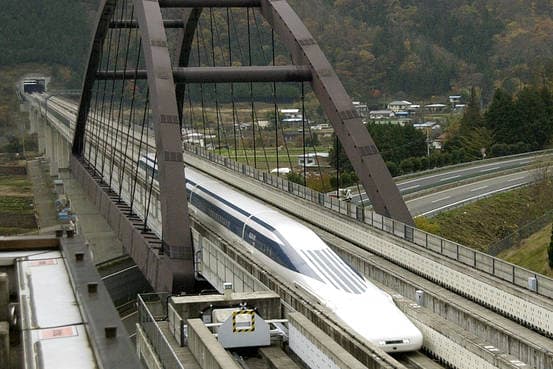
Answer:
328;83;553;185
3;0;553;156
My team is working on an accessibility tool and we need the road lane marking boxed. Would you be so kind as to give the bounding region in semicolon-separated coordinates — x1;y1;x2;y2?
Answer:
418;183;526;216
400;184;420;191
439;175;460;182
470;186;488;192
479;166;500;172
431;196;451;203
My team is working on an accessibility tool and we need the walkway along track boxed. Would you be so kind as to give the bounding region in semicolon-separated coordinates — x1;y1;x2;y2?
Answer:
35;96;553;368
182;150;553;335
182;151;553;369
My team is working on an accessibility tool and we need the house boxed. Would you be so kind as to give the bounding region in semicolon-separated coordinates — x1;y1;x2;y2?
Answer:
310;123;331;130
407;104;420;114
182;131;216;147
432;133;448;150
283;131;300;142
270;167;291;174
297;152;329;167
448;95;462;107
387;100;412;112
413;121;439;131
369;110;395;120
352;101;369;118
257;120;271;128
280;108;303;124
425;103;447;112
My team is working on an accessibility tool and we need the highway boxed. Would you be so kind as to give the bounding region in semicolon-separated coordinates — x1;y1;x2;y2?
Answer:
406;169;535;216
349;153;549;216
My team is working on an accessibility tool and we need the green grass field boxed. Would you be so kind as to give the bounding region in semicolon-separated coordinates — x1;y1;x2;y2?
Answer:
0;170;36;234
0;196;34;214
415;185;553;252
498;224;553;277
0;175;33;194
416;179;553;276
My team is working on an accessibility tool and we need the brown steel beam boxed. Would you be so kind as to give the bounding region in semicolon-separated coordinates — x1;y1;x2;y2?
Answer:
110;20;185;28
159;0;260;7
133;0;194;292
73;0;116;156
175;7;202;125
96;65;312;82
258;0;414;225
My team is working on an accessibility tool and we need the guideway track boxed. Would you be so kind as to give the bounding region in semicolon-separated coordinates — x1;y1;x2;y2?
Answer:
182;150;553;338
33;95;553;368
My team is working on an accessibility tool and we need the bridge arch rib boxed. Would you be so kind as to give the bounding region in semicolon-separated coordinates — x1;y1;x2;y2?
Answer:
73;0;193;292
71;0;413;292
172;0;413;225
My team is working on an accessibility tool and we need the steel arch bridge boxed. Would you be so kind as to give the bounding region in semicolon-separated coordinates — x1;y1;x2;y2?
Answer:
71;0;413;292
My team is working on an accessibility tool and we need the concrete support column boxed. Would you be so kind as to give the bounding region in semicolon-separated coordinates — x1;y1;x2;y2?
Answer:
0;273;7;321
37;114;46;155
0;322;8;369
56;133;67;170
29;108;37;134
46;126;59;177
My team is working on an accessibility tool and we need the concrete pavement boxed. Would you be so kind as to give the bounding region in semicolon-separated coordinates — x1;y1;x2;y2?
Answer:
28;158;123;264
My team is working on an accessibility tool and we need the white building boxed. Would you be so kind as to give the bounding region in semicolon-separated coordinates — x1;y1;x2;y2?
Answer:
425;103;447;112
369;110;395;120
352;101;369;118
297;152;329;167
387;100;412;112
280;108;304;124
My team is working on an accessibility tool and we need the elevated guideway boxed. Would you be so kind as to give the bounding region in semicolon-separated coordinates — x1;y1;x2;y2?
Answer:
24;94;553;369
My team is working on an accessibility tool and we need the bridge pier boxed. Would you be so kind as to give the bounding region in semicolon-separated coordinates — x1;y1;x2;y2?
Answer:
44;125;58;176
29;107;46;155
37;120;46;156
56;131;70;171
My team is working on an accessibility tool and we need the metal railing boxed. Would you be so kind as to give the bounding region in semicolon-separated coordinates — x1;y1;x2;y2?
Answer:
137;293;185;369
184;143;553;299
33;99;553;299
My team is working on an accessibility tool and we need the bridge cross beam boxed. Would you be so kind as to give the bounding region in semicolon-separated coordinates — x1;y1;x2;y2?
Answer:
172;0;414;225
72;0;413;293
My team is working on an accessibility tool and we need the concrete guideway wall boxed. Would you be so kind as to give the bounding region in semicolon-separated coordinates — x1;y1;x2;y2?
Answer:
187;319;242;369
325;231;553;369
182;151;553;337
191;219;405;369
392;295;530;369
185;143;553;302
192;207;535;369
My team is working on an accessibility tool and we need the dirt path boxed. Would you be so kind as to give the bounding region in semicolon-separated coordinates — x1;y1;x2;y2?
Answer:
27;159;59;230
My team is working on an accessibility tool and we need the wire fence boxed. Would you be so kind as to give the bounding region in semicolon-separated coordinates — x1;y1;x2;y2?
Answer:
185;143;553;299
488;211;553;256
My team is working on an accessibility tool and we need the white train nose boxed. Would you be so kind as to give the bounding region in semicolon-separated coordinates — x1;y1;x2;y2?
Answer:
333;298;423;353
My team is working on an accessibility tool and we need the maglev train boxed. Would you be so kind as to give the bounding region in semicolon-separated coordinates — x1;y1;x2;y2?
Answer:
139;154;423;353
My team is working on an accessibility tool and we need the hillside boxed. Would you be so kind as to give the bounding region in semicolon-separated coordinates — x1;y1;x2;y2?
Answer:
2;0;553;121
289;0;553;102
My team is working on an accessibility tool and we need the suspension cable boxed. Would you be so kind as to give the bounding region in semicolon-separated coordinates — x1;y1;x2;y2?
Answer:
118;7;140;200
105;1;125;187
143;151;157;232
130;89;149;213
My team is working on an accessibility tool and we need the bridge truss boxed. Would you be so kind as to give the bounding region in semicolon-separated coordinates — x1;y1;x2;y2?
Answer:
71;0;413;292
